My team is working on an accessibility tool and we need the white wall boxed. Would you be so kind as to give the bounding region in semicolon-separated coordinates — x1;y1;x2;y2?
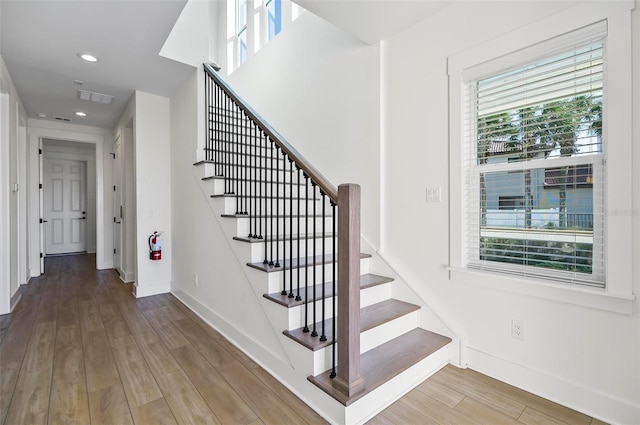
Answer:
133;91;172;297
382;1;639;423
226;12;382;247
1;54;28;314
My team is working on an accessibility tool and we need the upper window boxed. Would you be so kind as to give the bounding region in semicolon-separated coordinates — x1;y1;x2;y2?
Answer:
464;28;606;287
266;0;282;40
237;0;248;65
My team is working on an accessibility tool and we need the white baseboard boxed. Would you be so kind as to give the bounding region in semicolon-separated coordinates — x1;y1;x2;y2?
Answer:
118;270;135;283
467;347;640;425
133;280;171;298
10;290;22;312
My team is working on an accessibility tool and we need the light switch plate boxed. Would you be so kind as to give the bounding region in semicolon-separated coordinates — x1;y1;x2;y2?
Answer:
426;186;441;202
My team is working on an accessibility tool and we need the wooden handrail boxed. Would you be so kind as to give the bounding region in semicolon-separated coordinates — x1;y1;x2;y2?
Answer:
204;63;338;202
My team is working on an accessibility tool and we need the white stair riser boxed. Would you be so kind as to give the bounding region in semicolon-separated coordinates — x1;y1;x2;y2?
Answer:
223;214;335;240
202;164;296;182
245;236;337;263
359;283;391;308
216;196;329;216
360;311;418;354
284;282;391;329
208;179;306;199
264;257;370;293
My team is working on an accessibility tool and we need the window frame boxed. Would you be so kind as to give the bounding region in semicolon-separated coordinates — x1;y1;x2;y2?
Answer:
447;1;635;314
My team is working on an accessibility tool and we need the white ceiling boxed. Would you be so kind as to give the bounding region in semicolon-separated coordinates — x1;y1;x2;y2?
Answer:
0;0;195;129
1;0;454;130
295;0;454;45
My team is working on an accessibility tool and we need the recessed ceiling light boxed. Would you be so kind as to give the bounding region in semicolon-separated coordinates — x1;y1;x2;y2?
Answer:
37;113;47;118
75;111;87;117
78;53;98;63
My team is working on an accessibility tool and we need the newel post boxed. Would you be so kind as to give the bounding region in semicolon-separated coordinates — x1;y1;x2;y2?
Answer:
334;183;364;397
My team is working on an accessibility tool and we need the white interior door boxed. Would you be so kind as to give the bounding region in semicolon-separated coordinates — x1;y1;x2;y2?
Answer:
113;137;123;273
44;158;86;255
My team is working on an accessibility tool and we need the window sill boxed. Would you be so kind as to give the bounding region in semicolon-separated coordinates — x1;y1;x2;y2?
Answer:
448;266;635;314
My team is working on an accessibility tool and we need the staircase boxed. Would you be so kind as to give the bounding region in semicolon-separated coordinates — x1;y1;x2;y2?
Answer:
194;63;452;424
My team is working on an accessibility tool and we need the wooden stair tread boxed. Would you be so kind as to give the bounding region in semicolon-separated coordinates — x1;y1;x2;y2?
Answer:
194;160;293;171
248;253;370;273
308;328;452;406
264;274;393;308
283;299;419;351
212;194;320;200
234;233;333;244
222;213;332;219
203;175;304;185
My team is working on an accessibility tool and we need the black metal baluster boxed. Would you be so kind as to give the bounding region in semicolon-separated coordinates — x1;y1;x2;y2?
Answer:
249;122;255;237
295;166;302;302
238;110;244;216
311;182;318;338
234;108;240;213
244;118;249;215
275;146;281;269
225;94;231;194
303;174;310;333
258;129;263;240
217;85;223;176
288;158;294;298
320;192;327;342
281;153;287;296
205;72;209;161
330;201;337;379
268;137;274;266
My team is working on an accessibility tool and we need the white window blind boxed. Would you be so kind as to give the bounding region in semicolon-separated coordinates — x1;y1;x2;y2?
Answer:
464;34;606;287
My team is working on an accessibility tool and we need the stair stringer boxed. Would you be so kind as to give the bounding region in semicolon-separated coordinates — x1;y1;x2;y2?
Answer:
188;163;357;423
360;236;465;366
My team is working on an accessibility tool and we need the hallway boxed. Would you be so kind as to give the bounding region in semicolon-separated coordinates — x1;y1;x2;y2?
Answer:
0;255;326;424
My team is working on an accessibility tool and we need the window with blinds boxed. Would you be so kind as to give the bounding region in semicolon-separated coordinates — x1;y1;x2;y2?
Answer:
464;35;606;287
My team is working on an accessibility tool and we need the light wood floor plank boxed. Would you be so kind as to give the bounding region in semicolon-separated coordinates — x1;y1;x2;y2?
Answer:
455;396;520;425
88;383;135;425
218;360;309;424
445;366;592;425
83;329;121;392
110;334;163;408
22;320;56;373
519;406;573;425
399;390;482;425
99;304;131;340
171;343;259;425
0;361;21;424
155;369;220;425
415;374;466;408
250;366;328;425
376;398;439;425
433;366;526;418
172;318;237;368
4;368;52;425
130;398;179;425
79;300;105;333
146;316;190;349
137;340;182;378
49;376;91;425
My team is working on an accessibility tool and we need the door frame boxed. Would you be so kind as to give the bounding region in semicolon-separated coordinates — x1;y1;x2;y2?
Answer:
28;126;109;276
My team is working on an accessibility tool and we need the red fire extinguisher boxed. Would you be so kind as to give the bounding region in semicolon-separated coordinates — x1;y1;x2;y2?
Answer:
149;231;163;260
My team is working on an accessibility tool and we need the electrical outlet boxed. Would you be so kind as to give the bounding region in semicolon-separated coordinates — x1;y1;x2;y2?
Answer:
194;273;199;286
512;319;524;340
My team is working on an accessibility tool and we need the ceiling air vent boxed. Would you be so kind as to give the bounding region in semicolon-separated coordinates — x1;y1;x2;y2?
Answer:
54;116;72;122
78;89;114;105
